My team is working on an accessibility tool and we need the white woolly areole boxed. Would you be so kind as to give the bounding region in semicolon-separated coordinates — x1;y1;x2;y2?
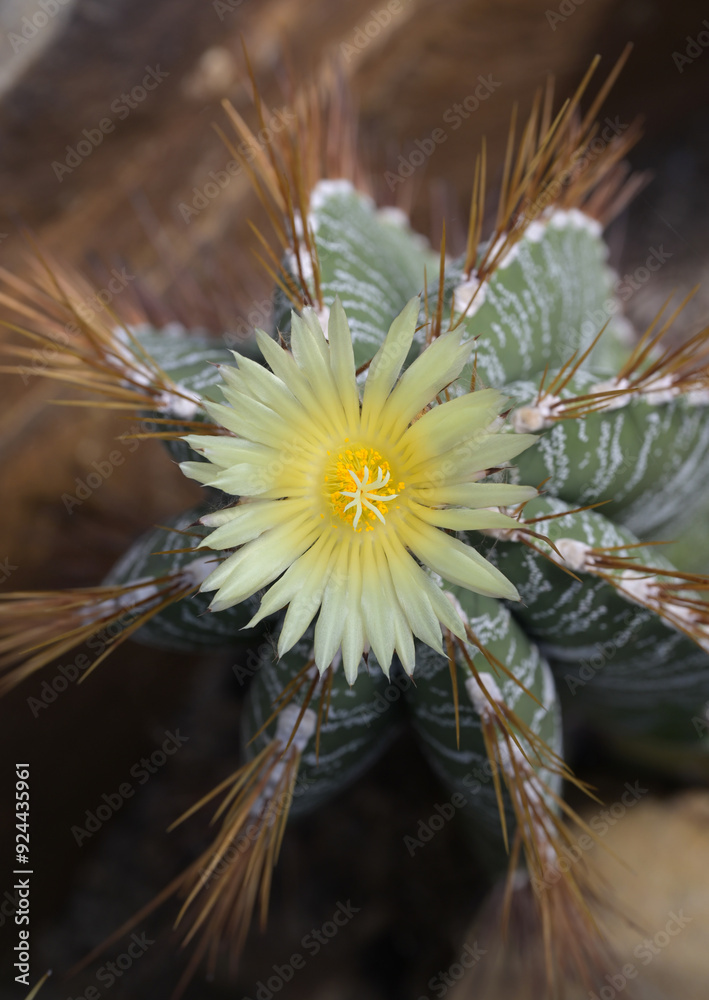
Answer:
465;672;502;719
453;274;487;318
525;220;547;243
548;207;603;238
587;376;632;411
616;572;658;607
376;205;411;228
555;538;593;573
511;395;561;433
248;706;316;821
309;178;366;214
86;579;160;622
181;556;215;587
274;704;317;752
159;388;202;420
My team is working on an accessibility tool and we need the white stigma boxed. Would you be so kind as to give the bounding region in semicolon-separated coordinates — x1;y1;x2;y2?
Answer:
339;466;398;530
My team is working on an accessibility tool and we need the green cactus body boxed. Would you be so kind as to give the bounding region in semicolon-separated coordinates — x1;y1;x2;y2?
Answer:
484;495;709;747
406;585;562;872
243;636;403;818
5;73;709;995
507;370;709;534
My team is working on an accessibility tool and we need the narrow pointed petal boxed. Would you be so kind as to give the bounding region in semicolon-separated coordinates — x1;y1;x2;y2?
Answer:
398;518;520;601
360;542;397;673
341;545;365;681
407;433;537;487
413;483;538;508
203;514;318;609
291;311;347;430
277;534;338;656
361;296;419;433
199;498;309;549
179;460;218;486
378;328;471;438
399;389;503;462
381;535;444;654
184;436;276;470
314;540;351;671
412;506;521;532
327;297;360;426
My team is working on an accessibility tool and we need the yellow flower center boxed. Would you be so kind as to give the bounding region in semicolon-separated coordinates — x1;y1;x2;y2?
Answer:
324;445;403;531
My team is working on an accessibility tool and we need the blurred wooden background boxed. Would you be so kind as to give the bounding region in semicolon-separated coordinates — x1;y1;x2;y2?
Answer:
1;0;708;997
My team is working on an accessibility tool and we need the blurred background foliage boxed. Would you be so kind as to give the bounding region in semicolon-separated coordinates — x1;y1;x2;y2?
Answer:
1;0;708;997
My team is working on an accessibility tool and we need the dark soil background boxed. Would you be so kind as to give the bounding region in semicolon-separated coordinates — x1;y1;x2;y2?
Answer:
1;0;709;997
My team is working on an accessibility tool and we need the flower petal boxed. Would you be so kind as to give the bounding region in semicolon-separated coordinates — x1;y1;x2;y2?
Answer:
198;498;309;549
399;389;502;462
313;539;351;670
219;357;318;440
413;483;538;508
203;513;318;610
327;296;360;426
407;432;537;487
412;505;521;532
277;540;338;657
377;328;471;437
398;517;520;601
179;460;219;486
361;297;419;434
291;311;348;432
341;544;365;682
360;542;396;676
381;535;444;655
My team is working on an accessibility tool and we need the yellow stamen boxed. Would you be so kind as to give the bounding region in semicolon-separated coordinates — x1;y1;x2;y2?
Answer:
325;446;402;530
